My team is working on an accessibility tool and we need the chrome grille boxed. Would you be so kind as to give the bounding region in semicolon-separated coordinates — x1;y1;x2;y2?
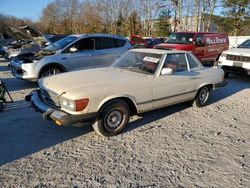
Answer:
40;89;60;108
226;55;250;62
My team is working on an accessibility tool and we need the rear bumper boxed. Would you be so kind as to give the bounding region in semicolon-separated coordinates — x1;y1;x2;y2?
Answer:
213;80;227;89
28;91;98;126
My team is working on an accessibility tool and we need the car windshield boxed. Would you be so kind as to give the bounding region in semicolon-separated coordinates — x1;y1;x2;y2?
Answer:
164;33;195;44
112;51;163;75
43;36;78;51
238;39;250;48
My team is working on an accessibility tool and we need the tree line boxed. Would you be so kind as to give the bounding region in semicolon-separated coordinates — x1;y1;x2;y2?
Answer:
0;0;249;37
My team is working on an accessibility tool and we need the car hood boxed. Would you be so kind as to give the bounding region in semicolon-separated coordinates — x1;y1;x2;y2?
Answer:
6;27;32;41
7;26;54;49
154;43;192;50
14;48;56;62
224;48;250;56
39;67;153;99
19;25;55;48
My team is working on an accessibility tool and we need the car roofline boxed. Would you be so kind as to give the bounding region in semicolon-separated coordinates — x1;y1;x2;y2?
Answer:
68;34;127;39
129;48;191;54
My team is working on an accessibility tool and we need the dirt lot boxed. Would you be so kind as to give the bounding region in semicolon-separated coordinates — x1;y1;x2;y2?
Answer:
0;57;249;187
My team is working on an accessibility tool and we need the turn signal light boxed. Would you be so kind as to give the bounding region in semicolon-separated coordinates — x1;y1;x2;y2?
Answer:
55;120;62;126
75;99;89;111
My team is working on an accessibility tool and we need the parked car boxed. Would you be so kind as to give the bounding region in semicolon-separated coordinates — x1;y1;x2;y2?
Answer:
129;34;149;48
218;39;250;77
10;34;132;81
0;31;15;56
143;37;164;48
26;49;226;137
45;34;68;43
154;32;229;65
2;26;51;60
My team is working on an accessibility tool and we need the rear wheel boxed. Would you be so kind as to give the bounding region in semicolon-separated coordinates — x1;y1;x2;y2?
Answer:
193;86;210;108
40;66;63;78
92;100;130;137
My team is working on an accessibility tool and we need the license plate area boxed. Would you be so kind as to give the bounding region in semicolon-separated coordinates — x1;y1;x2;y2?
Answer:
233;62;242;67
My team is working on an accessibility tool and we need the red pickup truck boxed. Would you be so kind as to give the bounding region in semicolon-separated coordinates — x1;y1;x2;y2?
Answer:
154;32;229;65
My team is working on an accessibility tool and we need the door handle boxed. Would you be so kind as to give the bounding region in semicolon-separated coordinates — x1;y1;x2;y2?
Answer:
62;57;67;60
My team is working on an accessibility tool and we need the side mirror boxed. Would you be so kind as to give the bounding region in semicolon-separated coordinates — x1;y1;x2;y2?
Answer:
69;47;77;53
194;40;205;47
161;68;173;75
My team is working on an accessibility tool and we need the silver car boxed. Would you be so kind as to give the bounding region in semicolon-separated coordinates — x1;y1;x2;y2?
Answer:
10;34;132;81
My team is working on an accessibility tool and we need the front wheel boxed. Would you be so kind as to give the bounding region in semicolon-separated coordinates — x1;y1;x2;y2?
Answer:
192;86;210;108
92;100;130;137
40;67;63;78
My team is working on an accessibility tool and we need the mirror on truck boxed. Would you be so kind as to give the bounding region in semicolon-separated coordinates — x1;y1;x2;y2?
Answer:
194;40;205;47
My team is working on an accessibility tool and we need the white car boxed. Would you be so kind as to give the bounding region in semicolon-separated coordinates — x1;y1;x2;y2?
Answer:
27;49;226;136
218;39;250;77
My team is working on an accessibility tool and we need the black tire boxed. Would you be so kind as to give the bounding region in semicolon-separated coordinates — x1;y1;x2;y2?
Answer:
224;72;229;78
0;102;4;112
92;100;130;137
193;86;210;108
40;66;63;78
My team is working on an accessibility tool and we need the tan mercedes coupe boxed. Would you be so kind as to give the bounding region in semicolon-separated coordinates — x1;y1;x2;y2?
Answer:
26;49;226;136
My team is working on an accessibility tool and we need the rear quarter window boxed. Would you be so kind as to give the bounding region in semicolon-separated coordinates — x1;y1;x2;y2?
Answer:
115;39;126;47
187;54;199;69
96;37;116;49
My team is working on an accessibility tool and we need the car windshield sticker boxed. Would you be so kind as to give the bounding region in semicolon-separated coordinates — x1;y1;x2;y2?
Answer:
143;56;159;63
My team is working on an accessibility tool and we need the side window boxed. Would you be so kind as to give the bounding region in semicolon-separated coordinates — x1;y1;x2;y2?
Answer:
65;37;94;53
115;39;126;47
95;37;116;50
187;54;199;69
77;38;94;51
163;53;188;73
195;33;205;46
195;34;202;42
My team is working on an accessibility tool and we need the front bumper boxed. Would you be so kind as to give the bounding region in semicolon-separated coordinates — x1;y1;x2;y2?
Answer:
213;80;227;89
218;58;250;76
29;91;98;126
10;59;38;81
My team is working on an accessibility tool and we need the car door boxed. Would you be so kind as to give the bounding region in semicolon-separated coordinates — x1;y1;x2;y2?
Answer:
60;37;96;71
153;53;197;109
193;33;205;62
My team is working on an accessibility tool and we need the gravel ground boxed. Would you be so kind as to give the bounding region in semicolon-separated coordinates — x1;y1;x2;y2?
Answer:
0;57;249;187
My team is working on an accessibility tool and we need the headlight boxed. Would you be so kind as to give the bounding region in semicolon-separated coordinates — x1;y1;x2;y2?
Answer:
220;53;226;58
60;96;89;112
60;97;76;111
